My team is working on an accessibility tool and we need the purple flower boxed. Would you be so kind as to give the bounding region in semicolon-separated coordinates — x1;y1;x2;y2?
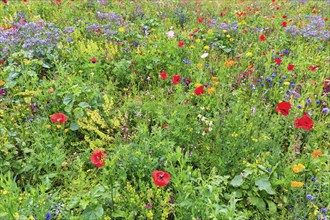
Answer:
145;204;152;209
306;194;315;200
45;212;51;220
320;208;327;213
0;89;5;96
322;108;329;114
312;177;316;181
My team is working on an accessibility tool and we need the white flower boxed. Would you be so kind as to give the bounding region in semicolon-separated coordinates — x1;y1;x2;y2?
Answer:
201;53;209;59
166;31;175;38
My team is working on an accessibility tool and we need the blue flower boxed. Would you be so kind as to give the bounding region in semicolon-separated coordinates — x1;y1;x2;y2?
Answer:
312;177;316;181
320;208;327;213
45;212;51;220
306;194;315;200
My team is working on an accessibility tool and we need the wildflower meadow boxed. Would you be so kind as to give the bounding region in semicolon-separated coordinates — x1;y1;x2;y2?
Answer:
0;0;329;219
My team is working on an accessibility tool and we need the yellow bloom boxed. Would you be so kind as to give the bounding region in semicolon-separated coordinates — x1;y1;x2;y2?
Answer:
226;34;231;38
211;77;218;81
284;82;290;86
190;45;195;49
2;190;8;195
118;27;125;32
0;80;5;86
297;163;305;169
195;39;201;43
207;87;216;94
224;59;235;67
246;52;253;57
214;81;220;86
57;125;62;129
204;45;210;50
194;83;202;88
28;215;34;220
292;167;300;173
291;181;304;187
196;63;203;69
222;30;227;33
14;213;19;219
230;38;234;42
231;132;238;137
46;124;51;128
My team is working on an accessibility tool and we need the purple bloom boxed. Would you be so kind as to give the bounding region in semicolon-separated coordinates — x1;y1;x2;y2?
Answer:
0;89;5;96
312;177;316;181
306;194;315;200
45;212;51;220
321;208;327;213
322;108;329;114
145;204;152;209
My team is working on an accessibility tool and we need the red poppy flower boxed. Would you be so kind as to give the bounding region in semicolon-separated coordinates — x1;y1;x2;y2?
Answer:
197;17;204;23
90;149;107;168
90;57;98;63
172;75;181;84
160;71;168;79
259;34;266;42
152;170;170;187
294;114;313;131
282;15;287;19
309;65;320;72
287;64;294;71
194;86;204;95
274;58;282;65
50;113;68;125
281;21;287;27
276;102;291;116
178;41;185;48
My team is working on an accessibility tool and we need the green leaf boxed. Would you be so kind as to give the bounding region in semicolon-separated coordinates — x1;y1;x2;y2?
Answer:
249;196;266;212
255;176;275;195
82;205;104;220
69;122;79;131
266;200;277;214
230;175;244;187
91;185;105;198
63;94;74;105
78;102;90;108
112;210;127;218
73;107;84;118
68;196;80;209
0;213;8;217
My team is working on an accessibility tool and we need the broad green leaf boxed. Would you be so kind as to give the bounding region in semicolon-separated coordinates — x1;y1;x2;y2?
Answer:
266;200;277;214
78;102;90;108
230;175;244;187
70;122;79;131
82;205;104;220
255;176;275;195
249;196;266;212
63;94;74;105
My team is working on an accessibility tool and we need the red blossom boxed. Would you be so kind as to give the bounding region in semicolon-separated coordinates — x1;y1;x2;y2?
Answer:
160;71;168;79
281;21;287;27
90;149;107;168
178;41;185;48
276;102;291;116
50;113;68;125
90;57;98;63
194;86;204;95
259;34;266;42
197;17;204;23
294;114;314;131
309;65;320;72
172;75;181;84
274;58;282;65
287;64;295;71
152;170;170;187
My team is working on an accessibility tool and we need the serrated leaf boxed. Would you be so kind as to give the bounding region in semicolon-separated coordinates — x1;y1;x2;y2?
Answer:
82;205;103;220
230;175;244;187
255;176;275;195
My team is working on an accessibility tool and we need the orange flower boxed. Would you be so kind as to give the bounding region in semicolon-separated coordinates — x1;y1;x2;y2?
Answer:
312;149;322;159
291;181;304;188
224;59;235;67
292;163;305;173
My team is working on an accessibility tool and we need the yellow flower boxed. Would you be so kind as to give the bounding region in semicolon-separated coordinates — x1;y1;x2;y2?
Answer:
207;87;216;94
28;215;34;220
212;77;218;81
190;45;195;49
231;132;238;137
204;45;210;50
46;124;51;128
292;167;300;173
224;59;235;67
222;30;227;33
214;81;220;86
2;190;8;195
118;27;125;32
195;39;201;43
246;52;253;57
230;38;234;42
0;80;5;86
291;181;304;188
196;63;203;69
194;83;202;88
64;129;69;133
57;125;62;129
283;82;290;86
226;34;231;38
207;29;213;34
297;163;305;169
14;213;19;219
